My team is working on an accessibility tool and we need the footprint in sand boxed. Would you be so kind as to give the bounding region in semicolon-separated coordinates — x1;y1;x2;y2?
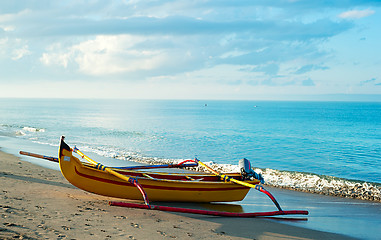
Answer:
130;223;141;228
61;226;71;230
3;222;21;227
157;230;177;238
57;234;66;239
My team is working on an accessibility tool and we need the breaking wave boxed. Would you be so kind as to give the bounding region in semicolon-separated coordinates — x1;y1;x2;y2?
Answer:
258;168;381;202
1;124;46;136
22;126;45;133
15;127;45;137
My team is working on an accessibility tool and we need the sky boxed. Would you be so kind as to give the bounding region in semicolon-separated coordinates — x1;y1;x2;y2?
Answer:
0;0;380;100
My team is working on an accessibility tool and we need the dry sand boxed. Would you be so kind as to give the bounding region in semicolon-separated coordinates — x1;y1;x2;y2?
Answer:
0;150;356;240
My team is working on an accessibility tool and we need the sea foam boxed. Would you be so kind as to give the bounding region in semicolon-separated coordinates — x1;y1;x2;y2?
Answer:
258;168;381;202
22;127;45;132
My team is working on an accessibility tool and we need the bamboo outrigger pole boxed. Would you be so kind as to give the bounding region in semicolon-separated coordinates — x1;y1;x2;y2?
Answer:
19;151;59;163
110;201;308;218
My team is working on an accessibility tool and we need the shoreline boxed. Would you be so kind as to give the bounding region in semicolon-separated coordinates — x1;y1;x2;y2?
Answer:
0;149;357;240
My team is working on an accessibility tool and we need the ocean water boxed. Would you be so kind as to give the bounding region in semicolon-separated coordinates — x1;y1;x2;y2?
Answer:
1;98;381;239
0;99;380;188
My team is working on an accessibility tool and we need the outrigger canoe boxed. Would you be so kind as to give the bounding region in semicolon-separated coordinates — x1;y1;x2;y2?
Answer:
58;137;260;202
21;137;308;217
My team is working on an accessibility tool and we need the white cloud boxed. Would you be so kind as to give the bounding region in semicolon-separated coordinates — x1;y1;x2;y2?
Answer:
0;37;31;61
73;41;165;76
12;45;31;60
0;25;14;32
40;35;177;76
39;34;207;77
339;9;375;19
220;49;250;59
152;64;266;86
40;43;72;68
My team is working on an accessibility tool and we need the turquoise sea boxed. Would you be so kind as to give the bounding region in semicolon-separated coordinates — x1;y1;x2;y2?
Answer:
1;99;380;183
1;98;380;239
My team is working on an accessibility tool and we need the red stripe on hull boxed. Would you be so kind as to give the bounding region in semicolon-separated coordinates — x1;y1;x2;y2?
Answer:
75;167;249;192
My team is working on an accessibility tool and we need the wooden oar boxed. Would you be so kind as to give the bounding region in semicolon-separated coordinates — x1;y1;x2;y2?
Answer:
195;158;283;212
72;146;150;205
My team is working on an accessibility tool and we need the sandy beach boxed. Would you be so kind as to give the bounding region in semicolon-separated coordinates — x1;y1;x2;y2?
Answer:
0;149;359;240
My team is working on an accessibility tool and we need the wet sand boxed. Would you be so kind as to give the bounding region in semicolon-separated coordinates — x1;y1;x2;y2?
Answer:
1;149;357;240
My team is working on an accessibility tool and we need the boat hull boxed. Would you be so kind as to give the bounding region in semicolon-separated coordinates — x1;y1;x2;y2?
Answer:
59;147;258;202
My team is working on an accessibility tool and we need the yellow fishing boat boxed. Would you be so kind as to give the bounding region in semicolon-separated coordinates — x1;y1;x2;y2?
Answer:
21;137;308;217
58;137;260;202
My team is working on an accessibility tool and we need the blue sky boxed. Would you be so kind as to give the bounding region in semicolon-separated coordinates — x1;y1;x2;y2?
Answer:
0;1;380;100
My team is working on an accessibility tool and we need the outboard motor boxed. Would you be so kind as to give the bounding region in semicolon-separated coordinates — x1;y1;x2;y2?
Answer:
239;158;264;183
